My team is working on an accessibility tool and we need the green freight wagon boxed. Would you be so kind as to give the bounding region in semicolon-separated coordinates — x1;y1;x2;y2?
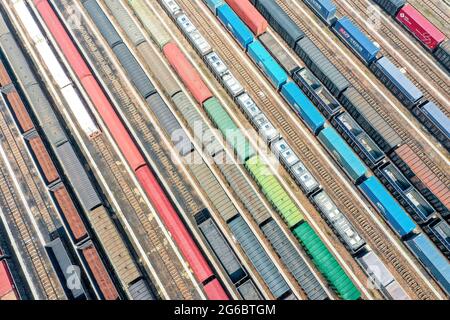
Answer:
245;156;303;227
293;222;361;300
203;97;255;162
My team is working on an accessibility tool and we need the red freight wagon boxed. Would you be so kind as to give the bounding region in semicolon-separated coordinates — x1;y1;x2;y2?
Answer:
81;243;119;300
6;91;34;133
396;5;445;51
0;260;18;300
0;62;12;87
203;279;229;300
53;186;88;242
163;43;213;104
28;136;59;184
225;0;268;36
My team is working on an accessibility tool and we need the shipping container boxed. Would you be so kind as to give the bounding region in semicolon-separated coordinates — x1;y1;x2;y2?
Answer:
128;279;154;300
247;40;288;89
376;163;436;224
188;160;239;223
46;238;87;300
359;176;417;237
332;112;385;167
128;0;172;49
164;43;213;104
373;0;406;16
396;5;445;51
217;4;255;49
225;0;268;36
214;151;272;226
55;141;101;211
228;215;291;299
333;17;380;64
82;0;122;48
318;127;368;182
292;68;342;119
145;93;194;156
371;57;423;108
391;144;449;217
261;220;329;300
293;222;361;300
304;0;337;24
237;279;263;300
405;234;450;295
53;186;88;243
312;191;366;254
434;40;450;72
417;101;450;151
280;82;326;134
203;97;255;162
245;156;304;228
295;37;350;96
340;87;403;153
196;213;246;283
259;32;300;75
0;60;12;86
81;243;119;300
252;0;305;47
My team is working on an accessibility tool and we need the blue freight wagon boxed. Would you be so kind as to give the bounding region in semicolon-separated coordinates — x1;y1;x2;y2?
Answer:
359;176;417;237
248;40;288;89
318;127;368;182
217;4;254;49
205;0;225;14
280;82;326;134
304;0;337;24
370;57;424;108
405;234;450;295
333;17;380;64
418;102;450;150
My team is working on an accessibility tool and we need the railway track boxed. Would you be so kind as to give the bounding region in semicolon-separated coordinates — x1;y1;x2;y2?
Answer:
0;101;63;300
278;0;449;193
339;0;450;114
176;0;439;299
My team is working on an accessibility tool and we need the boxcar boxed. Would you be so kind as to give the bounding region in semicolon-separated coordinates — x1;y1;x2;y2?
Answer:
359;176;417;237
405;234;450;295
217;4;254;49
396;4;445;51
333;17;380;64
370;57;423;108
318;127;368;183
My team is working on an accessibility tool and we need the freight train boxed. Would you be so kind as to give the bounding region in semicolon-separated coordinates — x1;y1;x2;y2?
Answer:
193;0;449;296
27;0;229;300
155;0;365;300
299;0;450;154
0;1;168;300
